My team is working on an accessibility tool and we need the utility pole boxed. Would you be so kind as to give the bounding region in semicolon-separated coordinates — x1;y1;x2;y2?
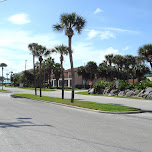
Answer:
25;60;27;71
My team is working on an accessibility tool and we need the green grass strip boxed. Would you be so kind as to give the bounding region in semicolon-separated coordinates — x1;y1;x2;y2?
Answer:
0;89;7;92
21;88;56;91
14;94;139;112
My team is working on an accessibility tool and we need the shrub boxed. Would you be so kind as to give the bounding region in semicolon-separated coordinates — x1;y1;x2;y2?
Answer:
134;79;152;90
93;80;113;92
117;80;133;91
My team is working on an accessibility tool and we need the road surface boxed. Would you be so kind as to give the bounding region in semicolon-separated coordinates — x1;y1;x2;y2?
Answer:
0;87;152;151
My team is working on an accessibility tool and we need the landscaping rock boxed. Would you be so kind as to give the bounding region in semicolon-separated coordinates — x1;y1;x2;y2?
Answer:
99;88;104;94
110;89;119;96
103;87;111;95
126;90;134;97
145;87;152;93
134;90;139;96
118;91;125;96
146;93;152;99
88;88;95;94
137;90;145;97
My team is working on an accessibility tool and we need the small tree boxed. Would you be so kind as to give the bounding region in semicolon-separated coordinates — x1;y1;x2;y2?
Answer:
53;63;61;89
51;44;68;99
0;63;7;90
77;66;90;88
85;61;97;85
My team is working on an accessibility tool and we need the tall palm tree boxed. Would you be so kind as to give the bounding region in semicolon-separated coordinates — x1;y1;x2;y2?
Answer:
53;12;86;103
0;63;7;90
51;44;68;99
138;44;152;70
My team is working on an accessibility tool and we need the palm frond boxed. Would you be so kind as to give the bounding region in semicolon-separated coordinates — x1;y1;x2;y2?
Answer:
53;24;63;32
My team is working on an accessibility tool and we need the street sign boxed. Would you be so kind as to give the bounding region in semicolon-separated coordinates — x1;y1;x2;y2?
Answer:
89;81;92;85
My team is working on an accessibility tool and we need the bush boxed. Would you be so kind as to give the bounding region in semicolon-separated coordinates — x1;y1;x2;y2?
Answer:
117;80;133;91
134;79;152;90
93;80;113;92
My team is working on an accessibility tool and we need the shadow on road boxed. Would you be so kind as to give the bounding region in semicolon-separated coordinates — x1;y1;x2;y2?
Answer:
0;118;53;128
141;110;152;114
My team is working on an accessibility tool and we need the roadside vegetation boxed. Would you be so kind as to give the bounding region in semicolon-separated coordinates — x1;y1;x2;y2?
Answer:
14;94;139;112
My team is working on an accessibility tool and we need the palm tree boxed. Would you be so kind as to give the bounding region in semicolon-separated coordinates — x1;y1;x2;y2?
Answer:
28;43;50;95
51;44;68;99
53;12;86;103
28;43;39;95
105;54;114;80
124;55;135;80
53;63;61;89
112;55;125;80
45;57;55;88
0;63;7;90
105;54;114;66
85;61;97;85
138;44;152;70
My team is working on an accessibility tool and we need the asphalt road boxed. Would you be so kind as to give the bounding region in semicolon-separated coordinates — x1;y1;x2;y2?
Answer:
0;87;152;151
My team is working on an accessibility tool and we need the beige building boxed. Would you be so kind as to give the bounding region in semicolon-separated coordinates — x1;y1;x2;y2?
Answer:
51;68;83;88
51;68;110;88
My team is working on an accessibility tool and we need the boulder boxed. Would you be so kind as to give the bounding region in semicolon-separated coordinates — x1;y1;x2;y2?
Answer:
126;90;134;97
146;93;152;99
137;90;145;97
118;91;125;96
99;88;104;94
145;87;152;93
134;90;139;96
88;88;95;94
110;89;119;96
103;87;111;95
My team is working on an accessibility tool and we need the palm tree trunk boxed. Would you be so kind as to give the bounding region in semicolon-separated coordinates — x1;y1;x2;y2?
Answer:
43;64;45;90
39;61;42;97
61;58;64;99
2;67;3;90
68;36;75;103
33;55;37;95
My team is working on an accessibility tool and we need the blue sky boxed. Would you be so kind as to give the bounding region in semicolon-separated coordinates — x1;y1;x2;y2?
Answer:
0;0;152;77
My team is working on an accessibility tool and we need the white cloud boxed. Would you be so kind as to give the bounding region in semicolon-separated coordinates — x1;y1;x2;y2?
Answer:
122;46;129;51
87;30;115;40
94;8;103;14
0;29;63;76
87;29;99;39
8;13;31;24
71;42;119;68
100;31;115;40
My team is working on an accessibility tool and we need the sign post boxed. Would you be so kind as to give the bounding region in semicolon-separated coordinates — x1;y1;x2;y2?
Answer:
89;81;92;88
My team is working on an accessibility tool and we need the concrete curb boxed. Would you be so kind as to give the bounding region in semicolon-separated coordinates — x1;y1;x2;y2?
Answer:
11;94;142;114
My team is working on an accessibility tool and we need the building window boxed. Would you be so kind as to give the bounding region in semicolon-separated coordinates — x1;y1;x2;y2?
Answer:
54;80;57;87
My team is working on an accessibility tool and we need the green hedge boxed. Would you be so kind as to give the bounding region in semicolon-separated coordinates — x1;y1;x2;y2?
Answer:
93;79;152;91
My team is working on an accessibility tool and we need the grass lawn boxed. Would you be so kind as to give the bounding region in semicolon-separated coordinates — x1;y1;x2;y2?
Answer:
14;94;139;112
0;89;7;92
57;88;88;91
21;87;56;91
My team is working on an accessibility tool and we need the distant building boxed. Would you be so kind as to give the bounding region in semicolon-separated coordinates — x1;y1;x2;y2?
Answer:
51;68;110;88
51;68;83;88
145;72;152;81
